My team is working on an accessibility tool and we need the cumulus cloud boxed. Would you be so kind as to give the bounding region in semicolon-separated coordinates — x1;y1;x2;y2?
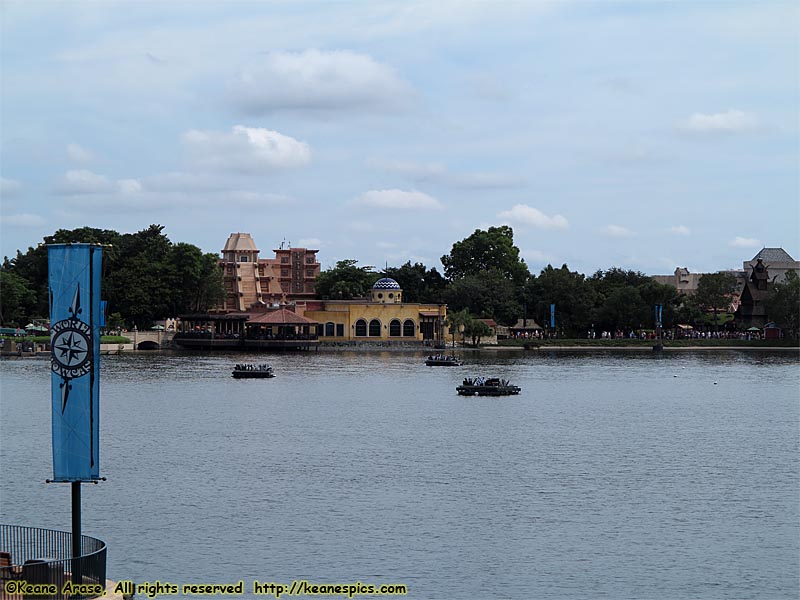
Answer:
601;224;635;237
668;225;690;236
58;170;115;194
730;236;761;248
497;204;568;230
183;125;311;173
229;49;413;114
1;213;46;227
0;177;22;197
67;143;94;164
351;189;443;210
684;109;758;133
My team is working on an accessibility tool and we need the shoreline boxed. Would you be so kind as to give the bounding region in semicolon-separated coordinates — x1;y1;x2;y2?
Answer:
2;343;798;359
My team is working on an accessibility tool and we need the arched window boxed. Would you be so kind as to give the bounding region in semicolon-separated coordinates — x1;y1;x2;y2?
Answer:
389;319;401;337
403;319;416;337
325;322;335;337
369;319;381;337
355;319;367;337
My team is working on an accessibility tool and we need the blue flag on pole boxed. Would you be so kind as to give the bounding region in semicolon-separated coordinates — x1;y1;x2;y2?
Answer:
550;303;555;329
49;244;102;482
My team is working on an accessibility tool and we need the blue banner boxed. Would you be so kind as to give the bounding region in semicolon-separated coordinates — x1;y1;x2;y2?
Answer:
49;244;102;482
550;303;555;329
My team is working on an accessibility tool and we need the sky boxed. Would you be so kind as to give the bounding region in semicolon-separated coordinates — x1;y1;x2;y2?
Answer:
1;0;798;277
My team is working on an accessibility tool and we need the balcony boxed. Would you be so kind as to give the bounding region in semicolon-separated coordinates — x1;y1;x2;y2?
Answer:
0;524;107;600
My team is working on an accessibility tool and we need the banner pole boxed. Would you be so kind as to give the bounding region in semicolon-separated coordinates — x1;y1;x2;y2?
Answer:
72;481;82;585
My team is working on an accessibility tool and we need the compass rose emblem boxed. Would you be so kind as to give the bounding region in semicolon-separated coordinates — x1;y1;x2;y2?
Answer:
51;284;93;412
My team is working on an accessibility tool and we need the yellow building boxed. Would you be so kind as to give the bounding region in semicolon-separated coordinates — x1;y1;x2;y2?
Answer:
303;278;447;345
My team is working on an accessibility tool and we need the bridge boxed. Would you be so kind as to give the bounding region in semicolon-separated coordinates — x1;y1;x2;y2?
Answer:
129;330;175;350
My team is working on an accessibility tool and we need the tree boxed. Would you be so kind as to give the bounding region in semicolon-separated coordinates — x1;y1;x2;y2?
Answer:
384;261;446;303
441;226;529;287
528;264;595;336
695;272;738;330
315;260;377;300
167;243;225;314
445;308;491;346
587;269;681;332
766;271;800;337
463;318;493;347
446;308;472;346
595;286;648;333
0;271;37;325
443;269;521;325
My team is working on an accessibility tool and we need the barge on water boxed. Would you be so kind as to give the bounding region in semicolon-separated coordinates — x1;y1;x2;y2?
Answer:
456;377;520;396
232;364;275;378
425;354;463;366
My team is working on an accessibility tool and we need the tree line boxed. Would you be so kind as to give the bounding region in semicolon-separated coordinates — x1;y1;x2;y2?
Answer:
1;225;224;329
2;224;797;337
316;226;799;338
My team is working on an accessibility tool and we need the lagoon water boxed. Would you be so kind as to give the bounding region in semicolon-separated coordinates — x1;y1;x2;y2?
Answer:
1;350;798;599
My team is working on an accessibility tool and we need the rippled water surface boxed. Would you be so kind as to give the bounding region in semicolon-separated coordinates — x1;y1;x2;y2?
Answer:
1;350;798;599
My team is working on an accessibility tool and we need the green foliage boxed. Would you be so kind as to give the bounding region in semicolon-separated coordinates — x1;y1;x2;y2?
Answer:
695;271;738;329
384;261;446;303
445;308;492;346
527;264;595;336
767;271;800;336
1;225;224;327
315;260;378;300
588;268;680;332
167;243;226;314
0;271;37;326
463;318;493;346
441;226;529;286
444;269;520;325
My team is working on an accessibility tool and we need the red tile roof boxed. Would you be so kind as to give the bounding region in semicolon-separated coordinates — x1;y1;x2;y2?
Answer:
246;308;319;325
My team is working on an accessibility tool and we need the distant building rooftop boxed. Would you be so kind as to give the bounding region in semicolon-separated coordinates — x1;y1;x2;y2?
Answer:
750;247;795;263
222;232;259;253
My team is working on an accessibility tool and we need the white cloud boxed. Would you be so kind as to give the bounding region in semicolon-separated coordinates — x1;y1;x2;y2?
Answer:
351;189;443;210
730;236;761;248
601;224;635;237
0;178;22;196
229;49;413;114
668;225;690;236
58;169;115;194
497;204;568;230
67;143;93;164
183;126;311;173
684;109;758;133
1;213;46;227
298;238;322;248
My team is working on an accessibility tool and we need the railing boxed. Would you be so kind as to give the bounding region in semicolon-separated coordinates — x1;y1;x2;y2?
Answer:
0;524;106;599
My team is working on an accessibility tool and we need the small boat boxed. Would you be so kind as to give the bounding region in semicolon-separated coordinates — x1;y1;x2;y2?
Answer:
425;354;463;366
456;377;520;396
232;363;275;379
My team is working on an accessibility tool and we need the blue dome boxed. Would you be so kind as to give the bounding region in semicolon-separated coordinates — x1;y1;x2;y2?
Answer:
372;278;401;290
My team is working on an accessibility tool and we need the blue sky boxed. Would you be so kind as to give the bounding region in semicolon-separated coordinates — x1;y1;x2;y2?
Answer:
1;0;797;276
